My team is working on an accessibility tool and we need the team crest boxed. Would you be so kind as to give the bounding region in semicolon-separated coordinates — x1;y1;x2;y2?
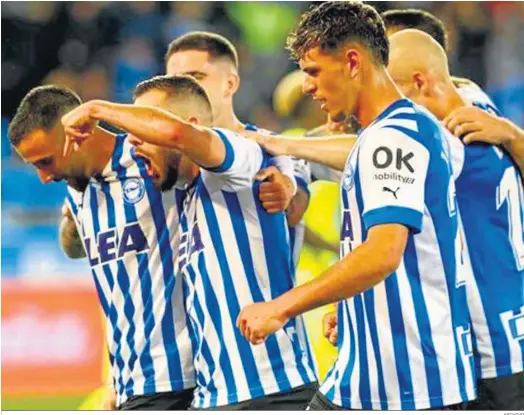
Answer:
342;163;354;190
123;178;145;204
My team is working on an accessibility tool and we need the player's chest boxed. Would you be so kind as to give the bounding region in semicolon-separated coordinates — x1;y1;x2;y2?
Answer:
76;180;181;267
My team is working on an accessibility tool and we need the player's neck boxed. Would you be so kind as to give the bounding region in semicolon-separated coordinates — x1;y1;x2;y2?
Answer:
440;84;468;120
81;127;116;177
212;103;245;133
356;68;403;128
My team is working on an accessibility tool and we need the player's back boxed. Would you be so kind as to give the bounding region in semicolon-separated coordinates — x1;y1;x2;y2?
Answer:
445;110;524;378
177;128;317;408
66;135;194;406
320;99;476;409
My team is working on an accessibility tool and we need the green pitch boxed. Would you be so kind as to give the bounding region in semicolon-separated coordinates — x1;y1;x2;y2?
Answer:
1;395;87;410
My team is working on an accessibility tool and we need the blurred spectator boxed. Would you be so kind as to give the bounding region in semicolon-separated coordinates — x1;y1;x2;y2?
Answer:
1;1;523;279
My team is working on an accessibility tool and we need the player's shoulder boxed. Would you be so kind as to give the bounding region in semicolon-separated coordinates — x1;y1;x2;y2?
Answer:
457;84;499;114
367;98;442;148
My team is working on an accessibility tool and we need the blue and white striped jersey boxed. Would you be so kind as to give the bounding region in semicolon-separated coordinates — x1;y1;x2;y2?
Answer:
178;128;317;408
446;101;524;379
244;123;312;269
66;135;194;407
320;99;476;409
458;84;497;111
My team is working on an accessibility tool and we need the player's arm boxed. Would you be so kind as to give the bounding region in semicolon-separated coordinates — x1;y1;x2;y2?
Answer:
237;127;429;344
304;226;339;254
238;223;408;344
444;106;524;175
244;130;358;171
61;100;226;169
59;203;86;259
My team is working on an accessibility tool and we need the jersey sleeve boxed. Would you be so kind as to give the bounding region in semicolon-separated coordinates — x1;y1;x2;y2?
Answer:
358;127;430;234
202;128;264;192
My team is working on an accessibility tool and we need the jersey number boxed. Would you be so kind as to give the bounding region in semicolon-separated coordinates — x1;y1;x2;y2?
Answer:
496;167;524;270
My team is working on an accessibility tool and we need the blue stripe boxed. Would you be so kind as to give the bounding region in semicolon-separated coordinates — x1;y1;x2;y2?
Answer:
198;184;265;400
195;252;238;403
353;295;372;405
404;235;444;407
88;184;123;396
92;270;110;316
289;226;297;270
374;99;412;123
207;129;235;172
116;261;135;396
140;165;185;387
185;263;219;408
101;179;135;397
136;252;156;394
384;273;415;410
362;291;388;409
338;301;357;405
66;193;79;216
363;206;423;234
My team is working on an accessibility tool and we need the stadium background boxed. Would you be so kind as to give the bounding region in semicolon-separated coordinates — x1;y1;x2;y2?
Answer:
1;1;523;410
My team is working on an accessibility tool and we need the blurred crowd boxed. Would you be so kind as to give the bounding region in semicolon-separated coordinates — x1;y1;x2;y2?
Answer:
1;1;523;278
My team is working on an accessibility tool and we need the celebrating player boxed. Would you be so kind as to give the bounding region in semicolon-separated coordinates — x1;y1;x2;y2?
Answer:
59;74;318;410
237;2;475;410
8;85;196;410
387;29;524;410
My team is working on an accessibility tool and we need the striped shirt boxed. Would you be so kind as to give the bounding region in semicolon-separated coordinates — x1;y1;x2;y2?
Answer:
66;135;194;407
178;128;317;408
320;99;476;409
446;100;524;379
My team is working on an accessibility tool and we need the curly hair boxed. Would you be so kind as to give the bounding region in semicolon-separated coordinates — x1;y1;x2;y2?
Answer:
287;1;389;65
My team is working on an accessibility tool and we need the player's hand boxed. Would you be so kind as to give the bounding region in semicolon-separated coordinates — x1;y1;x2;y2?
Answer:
255;166;293;213
243;130;291;157
237;300;289;345
443;106;514;146
322;311;338;346
61;102;98;157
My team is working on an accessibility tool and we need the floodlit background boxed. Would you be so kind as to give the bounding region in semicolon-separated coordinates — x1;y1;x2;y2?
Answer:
2;1;523;410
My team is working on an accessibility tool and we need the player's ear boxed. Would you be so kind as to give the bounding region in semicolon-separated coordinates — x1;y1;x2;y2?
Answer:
186;116;200;126
226;72;240;98
413;72;428;95
345;48;361;79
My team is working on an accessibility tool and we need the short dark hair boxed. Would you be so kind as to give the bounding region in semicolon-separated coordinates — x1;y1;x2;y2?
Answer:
287;1;389;65
8;85;82;147
134;75;213;125
381;9;448;51
165;31;239;69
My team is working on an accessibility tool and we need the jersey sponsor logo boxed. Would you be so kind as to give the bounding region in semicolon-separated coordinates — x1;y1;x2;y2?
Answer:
178;222;204;270
122;178;145;204
372;146;415;173
373;172;415;184
84;222;149;266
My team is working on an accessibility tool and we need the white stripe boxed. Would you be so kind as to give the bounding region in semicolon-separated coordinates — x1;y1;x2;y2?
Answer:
373;281;401;407
413;207;462;405
395;260;430;407
208;190;260;401
191;195;241;406
374;118;418;132
360;296;381;409
347;300;361;408
238;189;316;387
